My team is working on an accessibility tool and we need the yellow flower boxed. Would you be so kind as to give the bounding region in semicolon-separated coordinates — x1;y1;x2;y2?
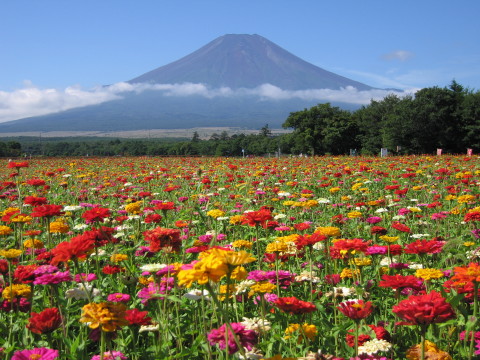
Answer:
177;250;229;288
351;182;363;191
0;226;13;236
80;302;128;332
464;241;476;247
445;195;457;201
379;235;399;243
341;195;352;201
329;187;341;193
231;240;253;249
230;266;248;281
223;250;256;267
125;201;142;214
457;194;476;203
340;268;360;279
406;340;452;360
0;249;23;259
347;211;362;219
2;284;32;300
315;226;341;237
282;200;295;207
248;281;276;296
415;268;444;281
350;257;372;266
218;284;237;300
284;323;317;343
207;209;225;219
1;207;19;217
110;254;129;263
229;215;245;225
49;219;70;234
23;239;44;249
11;215;32;223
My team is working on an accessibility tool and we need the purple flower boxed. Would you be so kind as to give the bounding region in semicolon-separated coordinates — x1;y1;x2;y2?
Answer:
11;347;59;360
208;323;258;354
472;229;480;239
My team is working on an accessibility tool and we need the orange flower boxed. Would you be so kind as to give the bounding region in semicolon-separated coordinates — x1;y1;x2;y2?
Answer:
80;302;128;332
451;262;480;285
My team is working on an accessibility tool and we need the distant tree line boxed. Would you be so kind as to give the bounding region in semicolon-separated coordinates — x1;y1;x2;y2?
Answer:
3;81;479;157
283;80;480;155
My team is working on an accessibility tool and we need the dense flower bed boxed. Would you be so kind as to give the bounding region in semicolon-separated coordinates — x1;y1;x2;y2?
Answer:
0;155;479;360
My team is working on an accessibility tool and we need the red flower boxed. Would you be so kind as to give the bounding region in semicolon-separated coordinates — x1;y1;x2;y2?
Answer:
295;233;326;250
392;290;455;326
404;239;444;255
332;238;370;254
391;222;411;233
242;209;273;227
379;274;424;291
14;264;38;284
154;202;175;211
102;265;125;274
23;196;48;206
337;300;373;321
294;222;311;231
7;161;29;169
82;207;111;223
50;234;95;265
465;211;480;222
274;296;317;315
345;324;391;347
30;204;64;218
26;179;46;187
370;226;388;235
144;213;162;224
125;308;152;326
26;307;62;334
143;227;182;253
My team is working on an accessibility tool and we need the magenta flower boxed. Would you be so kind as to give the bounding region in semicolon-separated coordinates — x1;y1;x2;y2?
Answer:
91;351;127;360
208;322;258;354
11;347;59;360
137;277;175;304
107;293;131;303
33;271;72;285
366;216;382;224
74;273;97;282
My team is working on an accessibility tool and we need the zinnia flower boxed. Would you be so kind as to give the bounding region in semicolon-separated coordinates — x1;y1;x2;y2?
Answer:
392;291;455;326
27;308;62;334
274;296;316;315
80;302;128;332
11;347;59;360
337;299;373;321
207;322;258;354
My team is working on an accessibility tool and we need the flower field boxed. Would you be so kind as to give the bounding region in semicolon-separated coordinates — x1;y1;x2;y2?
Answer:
0;155;479;360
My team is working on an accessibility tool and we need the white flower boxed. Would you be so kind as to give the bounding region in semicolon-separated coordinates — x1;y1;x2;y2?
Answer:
241;317;271;332
392;215;406;221
234;280;256;295
183;289;210;300
277;191;291;197
73;224;89;231
139;324;160;332
326;287;356;298
409;263;424;269
216;217;229;221
62;174;72;178
139;263;167;273
358;339;392;355
274;213;287;220
312;242;325;251
317;198;331;204
66;284;101;299
410;233;430;239
380;257;397;266
123;182;133;187
63;205;82;212
295;271;320;283
375;208;388;213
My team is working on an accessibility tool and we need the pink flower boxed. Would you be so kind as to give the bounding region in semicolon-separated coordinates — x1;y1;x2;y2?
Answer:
33;271;72;285
11;347;59;360
208;322;258;354
91;351;127;360
107;293;131;303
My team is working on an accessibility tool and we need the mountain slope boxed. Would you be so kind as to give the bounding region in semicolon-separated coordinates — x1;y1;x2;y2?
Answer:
129;34;373;90
0;34;375;133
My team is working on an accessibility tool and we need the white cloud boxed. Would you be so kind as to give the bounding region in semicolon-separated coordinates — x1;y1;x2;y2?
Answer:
382;50;415;62
0;81;412;123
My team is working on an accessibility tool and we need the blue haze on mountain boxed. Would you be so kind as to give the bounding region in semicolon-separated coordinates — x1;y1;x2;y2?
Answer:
0;34;375;132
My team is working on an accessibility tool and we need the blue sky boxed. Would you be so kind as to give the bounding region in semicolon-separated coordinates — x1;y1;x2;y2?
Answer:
1;0;479;123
